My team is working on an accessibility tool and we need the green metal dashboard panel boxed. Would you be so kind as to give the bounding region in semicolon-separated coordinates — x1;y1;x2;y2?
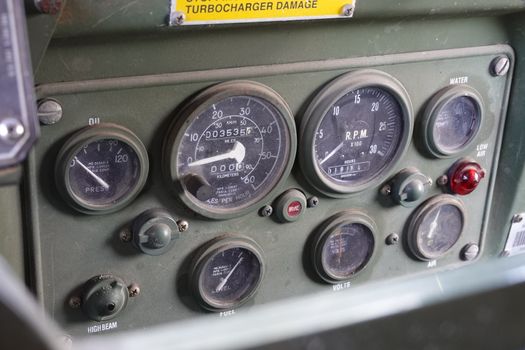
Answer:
30;44;512;335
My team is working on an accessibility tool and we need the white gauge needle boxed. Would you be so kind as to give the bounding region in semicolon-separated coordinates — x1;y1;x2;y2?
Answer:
188;141;246;167
320;142;344;165
74;157;110;190
215;256;244;293
427;207;442;239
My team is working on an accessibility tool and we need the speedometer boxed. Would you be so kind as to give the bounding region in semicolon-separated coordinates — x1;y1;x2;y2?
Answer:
299;70;413;196
163;81;296;219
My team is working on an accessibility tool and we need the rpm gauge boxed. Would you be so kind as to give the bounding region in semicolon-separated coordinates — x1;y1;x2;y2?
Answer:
300;70;413;196
55;124;149;214
164;81;296;219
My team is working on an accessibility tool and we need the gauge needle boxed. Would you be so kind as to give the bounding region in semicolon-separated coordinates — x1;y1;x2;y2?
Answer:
320;142;344;165
188;141;246;167
215;256;244;293
427;208;442;239
74;157;110;190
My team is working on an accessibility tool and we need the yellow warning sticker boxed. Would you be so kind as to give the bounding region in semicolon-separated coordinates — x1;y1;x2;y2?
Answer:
169;0;356;26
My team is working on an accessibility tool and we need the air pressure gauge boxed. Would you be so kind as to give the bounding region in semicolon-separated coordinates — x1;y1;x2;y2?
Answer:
55;124;149;214
163;81;297;219
299;70;413;197
422;85;483;157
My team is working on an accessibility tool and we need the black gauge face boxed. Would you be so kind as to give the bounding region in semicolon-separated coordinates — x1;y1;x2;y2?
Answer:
314;87;404;187
67;139;141;207
320;223;375;281
197;245;263;310
416;204;463;258
432;96;480;153
176;95;291;211
409;196;465;261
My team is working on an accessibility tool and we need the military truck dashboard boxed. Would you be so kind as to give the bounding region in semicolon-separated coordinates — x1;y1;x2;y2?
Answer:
2;1;525;349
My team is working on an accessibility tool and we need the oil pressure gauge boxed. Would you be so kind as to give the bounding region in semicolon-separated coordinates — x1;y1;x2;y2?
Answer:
311;210;376;283
300;70;413;197
422;85;483;157
163;81;296;219
190;235;265;311
55;124;149;214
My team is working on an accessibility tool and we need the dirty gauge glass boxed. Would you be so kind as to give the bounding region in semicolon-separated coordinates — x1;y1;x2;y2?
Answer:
408;195;465;261
423;85;483;157
312;211;376;283
190;236;265;311
164;81;296;219
55;124;149;214
300;70;412;196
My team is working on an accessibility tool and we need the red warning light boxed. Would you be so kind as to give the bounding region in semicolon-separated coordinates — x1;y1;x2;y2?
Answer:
449;161;485;195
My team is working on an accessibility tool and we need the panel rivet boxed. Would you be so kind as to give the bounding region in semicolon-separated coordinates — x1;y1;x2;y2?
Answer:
386;233;399;245
0;118;25;142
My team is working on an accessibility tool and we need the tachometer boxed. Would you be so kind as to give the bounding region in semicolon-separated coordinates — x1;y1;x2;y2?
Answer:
163;81;296;219
299;70;413;196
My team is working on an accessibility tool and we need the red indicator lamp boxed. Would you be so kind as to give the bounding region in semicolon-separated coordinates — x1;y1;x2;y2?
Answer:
449;160;485;195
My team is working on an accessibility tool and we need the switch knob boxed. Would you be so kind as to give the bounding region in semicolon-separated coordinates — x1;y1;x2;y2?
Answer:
389;168;432;207
132;209;181;256
81;275;129;322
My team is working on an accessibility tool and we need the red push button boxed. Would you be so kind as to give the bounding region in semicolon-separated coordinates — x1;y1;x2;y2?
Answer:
449;160;485;195
287;201;303;217
274;189;307;223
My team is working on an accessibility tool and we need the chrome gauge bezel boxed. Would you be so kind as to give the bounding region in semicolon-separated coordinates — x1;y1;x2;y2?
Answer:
55;123;149;215
163;80;297;220
422;84;484;158
311;210;377;284
190;235;265;311
407;194;466;261
299;70;413;197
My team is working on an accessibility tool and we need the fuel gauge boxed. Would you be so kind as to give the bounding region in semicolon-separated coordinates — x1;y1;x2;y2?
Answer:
55;124;149;214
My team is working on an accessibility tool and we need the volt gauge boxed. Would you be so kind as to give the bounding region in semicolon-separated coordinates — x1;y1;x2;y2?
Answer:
407;195;466;261
311;211;376;283
422;85;483;157
163;81;296;219
190;236;265;311
55;124;149;214
299;70;413;196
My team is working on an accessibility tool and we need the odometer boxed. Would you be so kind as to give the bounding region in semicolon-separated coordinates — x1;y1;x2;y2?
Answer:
163;81;296;219
300;70;413;196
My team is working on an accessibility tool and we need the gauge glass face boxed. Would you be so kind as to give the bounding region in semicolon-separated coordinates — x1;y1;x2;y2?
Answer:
321;223;374;280
314;87;404;187
177;95;290;210
68;139;141;206
199;246;262;308
432;96;480;153
416;204;463;258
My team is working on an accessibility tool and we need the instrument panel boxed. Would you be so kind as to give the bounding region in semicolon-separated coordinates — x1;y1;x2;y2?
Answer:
30;45;512;336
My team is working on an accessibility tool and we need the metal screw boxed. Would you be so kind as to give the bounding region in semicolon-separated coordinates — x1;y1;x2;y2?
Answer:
512;214;523;223
69;296;81;309
307;196;319;208
119;228;132;242
177;219;189;232
0;118;25;142
260;205;273;217
34;0;63;15
171;11;186;25
461;243;479;261
341;4;355;17
128;283;141;297
490;56;510;77
380;184;392;196
437;175;448;186
38;99;63;125
386;233;399;245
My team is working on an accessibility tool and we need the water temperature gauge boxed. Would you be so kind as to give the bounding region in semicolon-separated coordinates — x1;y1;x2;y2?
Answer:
55;124;149;214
